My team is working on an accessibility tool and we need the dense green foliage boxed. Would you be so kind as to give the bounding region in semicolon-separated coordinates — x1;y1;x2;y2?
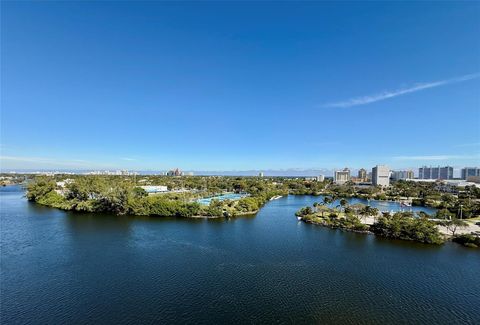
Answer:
370;213;444;244
23;173;480;221
452;234;480;248
26;175;286;218
296;201;445;245
280;178;480;219
302;212;370;232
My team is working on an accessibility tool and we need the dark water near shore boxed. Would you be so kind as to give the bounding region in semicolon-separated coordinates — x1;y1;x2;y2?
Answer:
1;186;479;324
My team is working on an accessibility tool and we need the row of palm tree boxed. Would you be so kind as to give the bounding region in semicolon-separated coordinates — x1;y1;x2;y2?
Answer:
311;196;379;223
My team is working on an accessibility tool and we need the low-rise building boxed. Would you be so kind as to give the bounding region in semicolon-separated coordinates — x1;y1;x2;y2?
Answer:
435;180;480;193
56;179;74;188
466;176;480;184
140;185;168;193
408;179;480;191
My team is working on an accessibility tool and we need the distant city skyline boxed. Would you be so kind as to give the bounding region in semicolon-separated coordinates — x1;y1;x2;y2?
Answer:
1;2;479;171
2;166;478;179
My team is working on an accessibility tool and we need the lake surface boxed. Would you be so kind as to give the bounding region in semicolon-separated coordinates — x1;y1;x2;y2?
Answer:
301;195;437;215
1;186;479;324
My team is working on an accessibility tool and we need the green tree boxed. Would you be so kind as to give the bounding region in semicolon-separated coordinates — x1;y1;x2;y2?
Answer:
360;205;378;223
436;208;454;220
295;206;313;218
441;218;468;236
322;195;334;206
26;178;56;201
339;198;348;212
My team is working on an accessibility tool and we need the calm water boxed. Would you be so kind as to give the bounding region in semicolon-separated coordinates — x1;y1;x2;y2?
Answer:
301;196;437;215
1;186;479;324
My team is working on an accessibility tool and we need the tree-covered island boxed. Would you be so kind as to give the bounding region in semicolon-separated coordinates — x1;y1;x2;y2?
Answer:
25;175;289;218
295;193;480;248
22;174;480;247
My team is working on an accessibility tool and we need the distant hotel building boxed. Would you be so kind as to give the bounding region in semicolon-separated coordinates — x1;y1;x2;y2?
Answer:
317;175;325;182
372;165;390;187
259;172;264;177
391;170;414;180
357;168;367;182
334;168;350;185
461;167;480;180
419;166;453;180
167;168;183;176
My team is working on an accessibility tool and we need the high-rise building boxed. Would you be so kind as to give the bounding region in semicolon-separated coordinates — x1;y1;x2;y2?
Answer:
334;168;350;185
372;165;390;187
357;168;367;181
259;172;264;177
167;168;183;176
419;166;453;180
391;170;414;180
317;175;325;182
461;167;480;180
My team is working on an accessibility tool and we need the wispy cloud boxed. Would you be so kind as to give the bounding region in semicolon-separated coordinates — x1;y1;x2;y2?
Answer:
121;157;137;161
393;154;480;161
324;73;480;108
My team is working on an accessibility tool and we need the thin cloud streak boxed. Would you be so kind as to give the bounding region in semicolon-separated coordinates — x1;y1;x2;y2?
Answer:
324;73;480;108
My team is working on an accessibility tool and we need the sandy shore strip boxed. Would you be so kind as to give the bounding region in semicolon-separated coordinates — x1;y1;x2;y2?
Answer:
358;215;480;236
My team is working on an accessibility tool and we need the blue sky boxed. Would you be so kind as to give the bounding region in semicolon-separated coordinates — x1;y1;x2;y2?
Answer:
1;1;479;172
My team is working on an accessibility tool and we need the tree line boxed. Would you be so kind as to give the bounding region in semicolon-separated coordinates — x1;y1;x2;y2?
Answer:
26;176;286;218
296;197;477;247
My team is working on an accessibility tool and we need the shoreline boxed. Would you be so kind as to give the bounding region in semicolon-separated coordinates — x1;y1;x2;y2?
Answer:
301;218;373;235
300;213;480;237
298;213;480;247
189;210;259;219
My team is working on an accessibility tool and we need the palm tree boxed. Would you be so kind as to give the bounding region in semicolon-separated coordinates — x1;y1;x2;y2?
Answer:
318;204;330;218
361;206;379;224
339;198;348;212
350;203;366;220
322;195;334;206
360;207;369;224
370;207;379;223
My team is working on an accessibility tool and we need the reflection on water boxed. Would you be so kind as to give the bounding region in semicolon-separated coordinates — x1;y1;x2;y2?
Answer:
1;186;479;324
